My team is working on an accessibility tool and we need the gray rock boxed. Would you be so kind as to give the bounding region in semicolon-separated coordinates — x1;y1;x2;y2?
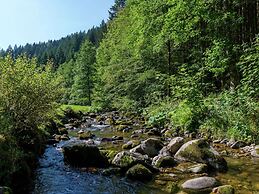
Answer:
159;146;171;156
130;138;163;157
63;142;108;167
167;137;184;155
181;176;219;193
152;155;176;168
187;163;208;173
174;139;227;172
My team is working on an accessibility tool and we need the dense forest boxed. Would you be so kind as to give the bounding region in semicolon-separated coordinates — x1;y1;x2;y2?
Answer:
0;0;258;193
0;0;258;145
0;20;106;68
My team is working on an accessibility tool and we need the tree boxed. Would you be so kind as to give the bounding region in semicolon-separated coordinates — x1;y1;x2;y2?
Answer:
70;40;96;105
109;0;126;20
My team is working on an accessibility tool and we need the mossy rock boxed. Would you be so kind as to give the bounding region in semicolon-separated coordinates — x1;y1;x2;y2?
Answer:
112;151;148;170
100;150;118;164
78;131;94;140
211;185;235;194
106;117;115;125
175;139;227;172
126;164;153;182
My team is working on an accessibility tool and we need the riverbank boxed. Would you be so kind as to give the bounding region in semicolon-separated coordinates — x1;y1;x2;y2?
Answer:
32;110;259;194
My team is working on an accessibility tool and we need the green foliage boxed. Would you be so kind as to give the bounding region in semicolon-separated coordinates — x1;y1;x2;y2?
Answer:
0;136;23;185
57;59;76;104
92;0;258;142
238;36;259;99
70;40;96;105
201;92;259;142
0;55;64;132
169;101;193;130
60;105;98;113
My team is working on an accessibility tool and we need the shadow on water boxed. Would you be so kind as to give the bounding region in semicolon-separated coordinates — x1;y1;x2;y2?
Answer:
32;140;164;194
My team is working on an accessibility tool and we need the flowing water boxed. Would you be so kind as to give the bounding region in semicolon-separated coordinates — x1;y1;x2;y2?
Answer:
32;139;164;194
32;124;259;194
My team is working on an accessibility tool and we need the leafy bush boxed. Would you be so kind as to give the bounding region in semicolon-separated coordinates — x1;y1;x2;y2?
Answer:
145;99;173;128
201;92;259;142
0;55;64;133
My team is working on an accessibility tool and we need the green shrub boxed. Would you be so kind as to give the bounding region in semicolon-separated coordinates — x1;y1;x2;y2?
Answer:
0;55;64;133
201;92;258;142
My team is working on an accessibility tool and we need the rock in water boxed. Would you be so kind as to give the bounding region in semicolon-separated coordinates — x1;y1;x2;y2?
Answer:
181;176;219;193
174;139;227;171
130;138;163;157
126;164;153;181
63;142;108;167
112;151;149;170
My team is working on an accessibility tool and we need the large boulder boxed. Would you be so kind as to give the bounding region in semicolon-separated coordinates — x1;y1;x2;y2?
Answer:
130;138;163;157
112;151;149;170
174;139;227;171
126;164;153;182
251;145;259;158
63;142;108;167
181;176;219;193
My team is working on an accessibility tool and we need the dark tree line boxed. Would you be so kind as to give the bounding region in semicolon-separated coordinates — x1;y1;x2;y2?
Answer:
0;20;107;69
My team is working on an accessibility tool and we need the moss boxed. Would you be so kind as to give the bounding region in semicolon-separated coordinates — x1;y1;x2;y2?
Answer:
165;182;180;193
120;155;134;167
101;150;118;164
126;164;153;181
180;141;203;162
78;131;94;140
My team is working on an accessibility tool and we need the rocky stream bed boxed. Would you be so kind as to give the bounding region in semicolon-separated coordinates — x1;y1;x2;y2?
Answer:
32;111;259;194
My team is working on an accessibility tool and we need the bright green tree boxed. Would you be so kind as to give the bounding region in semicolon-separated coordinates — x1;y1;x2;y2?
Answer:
70;40;96;105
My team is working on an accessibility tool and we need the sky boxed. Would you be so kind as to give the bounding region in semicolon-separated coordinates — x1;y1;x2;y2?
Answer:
0;0;114;49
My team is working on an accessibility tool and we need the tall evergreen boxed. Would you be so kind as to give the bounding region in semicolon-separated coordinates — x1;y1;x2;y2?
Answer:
70;40;96;106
